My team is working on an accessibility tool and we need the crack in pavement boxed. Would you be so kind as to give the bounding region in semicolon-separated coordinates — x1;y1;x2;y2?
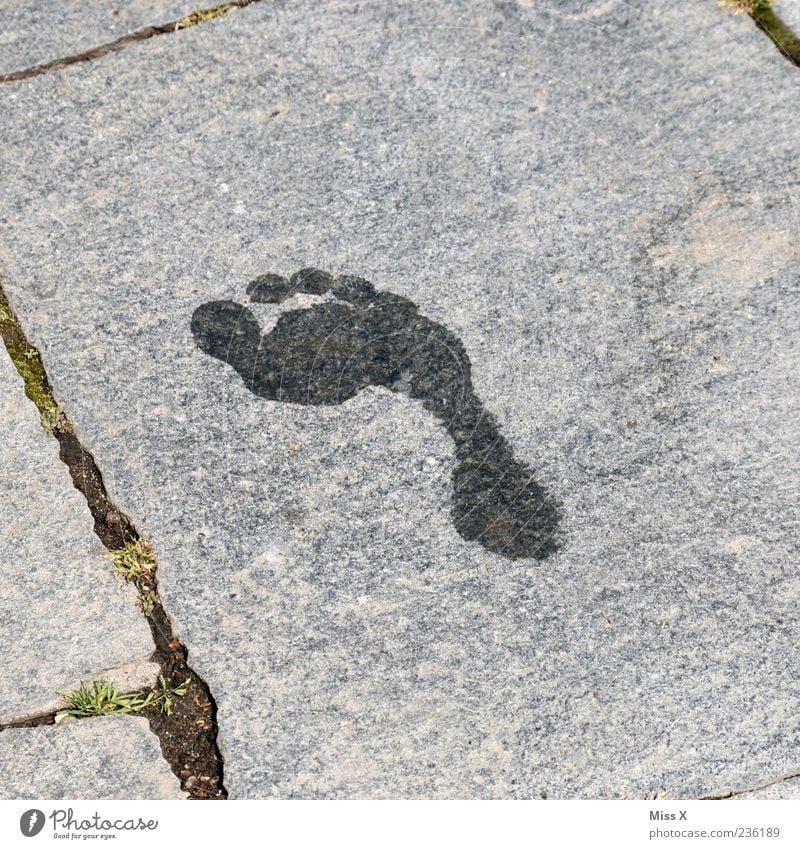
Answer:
0;279;227;799
700;768;800;799
0;0;262;84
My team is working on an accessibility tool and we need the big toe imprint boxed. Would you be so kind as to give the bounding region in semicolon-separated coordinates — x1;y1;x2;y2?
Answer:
191;268;561;560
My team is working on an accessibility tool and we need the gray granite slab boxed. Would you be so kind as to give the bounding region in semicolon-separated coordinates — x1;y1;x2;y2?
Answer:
0;716;185;798
0;350;153;716
0;0;799;798
0;0;194;76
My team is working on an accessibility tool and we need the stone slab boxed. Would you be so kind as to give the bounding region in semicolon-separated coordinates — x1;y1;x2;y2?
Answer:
0;0;799;799
0;0;194;76
0;716;185;798
0;351;153;716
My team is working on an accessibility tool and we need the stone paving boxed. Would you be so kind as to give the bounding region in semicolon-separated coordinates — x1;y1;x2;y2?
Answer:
1;0;799;799
0;717;184;799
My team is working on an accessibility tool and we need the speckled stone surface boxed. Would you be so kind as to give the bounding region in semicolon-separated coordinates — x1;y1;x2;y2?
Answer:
0;1;194;76
0;1;798;798
0;352;153;716
0;717;185;799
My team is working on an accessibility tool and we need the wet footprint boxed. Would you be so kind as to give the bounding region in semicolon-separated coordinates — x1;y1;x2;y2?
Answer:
191;268;560;560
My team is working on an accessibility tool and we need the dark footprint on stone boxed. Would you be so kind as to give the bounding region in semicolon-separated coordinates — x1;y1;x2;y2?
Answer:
191;269;560;560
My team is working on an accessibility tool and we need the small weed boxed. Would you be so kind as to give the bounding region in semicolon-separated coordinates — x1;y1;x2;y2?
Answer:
55;680;153;722
107;540;156;585
151;676;192;716
138;591;158;616
39;403;66;434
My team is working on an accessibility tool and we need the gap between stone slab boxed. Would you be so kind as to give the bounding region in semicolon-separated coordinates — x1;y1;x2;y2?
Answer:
0;279;227;800
0;0;262;84
722;1;800;68
700;768;800;800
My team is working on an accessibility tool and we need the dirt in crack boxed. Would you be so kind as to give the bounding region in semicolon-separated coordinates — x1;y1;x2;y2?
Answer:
0;282;225;799
191;268;561;560
144;642;225;800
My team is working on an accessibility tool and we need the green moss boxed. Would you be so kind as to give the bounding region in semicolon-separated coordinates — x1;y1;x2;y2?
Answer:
175;3;237;30
720;0;800;65
753;5;800;61
0;286;69;434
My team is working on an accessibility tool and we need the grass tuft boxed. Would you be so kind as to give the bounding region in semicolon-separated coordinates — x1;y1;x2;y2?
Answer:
55;680;152;721
55;676;193;722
